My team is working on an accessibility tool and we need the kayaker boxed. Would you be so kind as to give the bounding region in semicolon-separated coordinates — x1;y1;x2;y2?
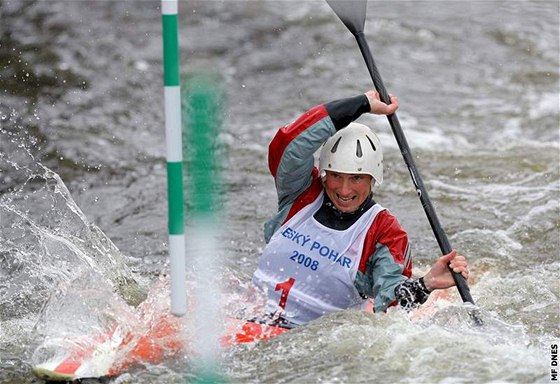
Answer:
252;90;469;328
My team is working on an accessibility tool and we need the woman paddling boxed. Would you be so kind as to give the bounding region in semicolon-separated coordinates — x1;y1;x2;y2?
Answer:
252;90;469;328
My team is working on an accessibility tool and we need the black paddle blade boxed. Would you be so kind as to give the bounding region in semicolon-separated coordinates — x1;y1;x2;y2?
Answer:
326;0;367;35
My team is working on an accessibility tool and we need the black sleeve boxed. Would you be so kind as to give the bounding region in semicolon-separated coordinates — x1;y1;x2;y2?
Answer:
394;277;431;311
324;94;371;130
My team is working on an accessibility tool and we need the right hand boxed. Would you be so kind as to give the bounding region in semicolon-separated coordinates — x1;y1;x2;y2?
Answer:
365;90;398;115
422;249;469;291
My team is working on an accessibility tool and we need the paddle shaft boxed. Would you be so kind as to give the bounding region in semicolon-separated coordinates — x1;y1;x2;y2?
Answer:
354;32;474;304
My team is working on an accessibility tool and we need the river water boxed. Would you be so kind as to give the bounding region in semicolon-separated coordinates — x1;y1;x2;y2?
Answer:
1;1;558;383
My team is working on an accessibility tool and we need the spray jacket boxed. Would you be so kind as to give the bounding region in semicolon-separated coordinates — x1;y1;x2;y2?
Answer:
261;94;429;315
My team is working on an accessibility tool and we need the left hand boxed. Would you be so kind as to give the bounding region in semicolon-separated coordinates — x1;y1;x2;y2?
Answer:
365;90;398;115
422;249;469;291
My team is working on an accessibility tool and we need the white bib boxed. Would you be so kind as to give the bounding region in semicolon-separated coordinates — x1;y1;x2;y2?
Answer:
253;191;384;325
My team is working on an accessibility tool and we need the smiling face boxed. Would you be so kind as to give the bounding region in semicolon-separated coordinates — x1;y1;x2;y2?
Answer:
322;171;373;213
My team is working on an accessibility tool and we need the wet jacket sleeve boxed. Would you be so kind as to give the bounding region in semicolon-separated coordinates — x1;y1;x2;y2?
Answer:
364;214;431;312
324;94;371;130
268;105;335;210
355;210;414;312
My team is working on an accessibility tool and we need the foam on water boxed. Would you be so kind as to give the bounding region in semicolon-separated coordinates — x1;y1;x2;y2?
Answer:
226;302;552;383
0;138;147;378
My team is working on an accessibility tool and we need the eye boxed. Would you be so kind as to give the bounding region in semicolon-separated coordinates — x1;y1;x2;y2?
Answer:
352;175;365;183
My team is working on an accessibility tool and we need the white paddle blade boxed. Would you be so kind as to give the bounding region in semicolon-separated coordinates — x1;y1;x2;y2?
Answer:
326;0;367;35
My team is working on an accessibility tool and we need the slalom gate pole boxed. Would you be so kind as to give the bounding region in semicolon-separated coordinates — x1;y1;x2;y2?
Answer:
161;0;186;316
184;74;224;383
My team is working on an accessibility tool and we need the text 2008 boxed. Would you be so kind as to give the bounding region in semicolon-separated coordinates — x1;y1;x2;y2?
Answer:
289;250;319;270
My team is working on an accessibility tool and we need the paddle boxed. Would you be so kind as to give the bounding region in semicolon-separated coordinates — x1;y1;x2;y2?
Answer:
326;0;479;312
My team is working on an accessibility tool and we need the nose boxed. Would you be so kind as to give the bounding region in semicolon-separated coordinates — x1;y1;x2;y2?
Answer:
339;178;353;196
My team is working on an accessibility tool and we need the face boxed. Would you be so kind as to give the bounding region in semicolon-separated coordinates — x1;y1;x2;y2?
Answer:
323;171;373;213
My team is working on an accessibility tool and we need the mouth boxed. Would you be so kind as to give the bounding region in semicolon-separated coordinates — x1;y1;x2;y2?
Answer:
335;194;355;204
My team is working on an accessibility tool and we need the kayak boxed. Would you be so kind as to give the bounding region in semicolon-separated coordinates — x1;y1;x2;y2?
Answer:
31;316;288;381
31;288;452;381
31;289;372;381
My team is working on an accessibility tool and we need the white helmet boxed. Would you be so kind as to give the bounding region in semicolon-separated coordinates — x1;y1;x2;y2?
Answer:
319;122;383;185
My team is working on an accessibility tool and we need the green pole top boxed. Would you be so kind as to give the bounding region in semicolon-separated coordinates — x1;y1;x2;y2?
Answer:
183;73;224;217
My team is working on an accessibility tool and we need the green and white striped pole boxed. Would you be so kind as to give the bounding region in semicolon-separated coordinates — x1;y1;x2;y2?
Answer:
162;0;186;316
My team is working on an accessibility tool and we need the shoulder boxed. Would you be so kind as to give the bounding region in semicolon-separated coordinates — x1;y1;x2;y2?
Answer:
371;209;407;240
359;208;411;275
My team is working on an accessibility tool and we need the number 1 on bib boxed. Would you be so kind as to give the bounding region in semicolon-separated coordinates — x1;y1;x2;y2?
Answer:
275;278;295;309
